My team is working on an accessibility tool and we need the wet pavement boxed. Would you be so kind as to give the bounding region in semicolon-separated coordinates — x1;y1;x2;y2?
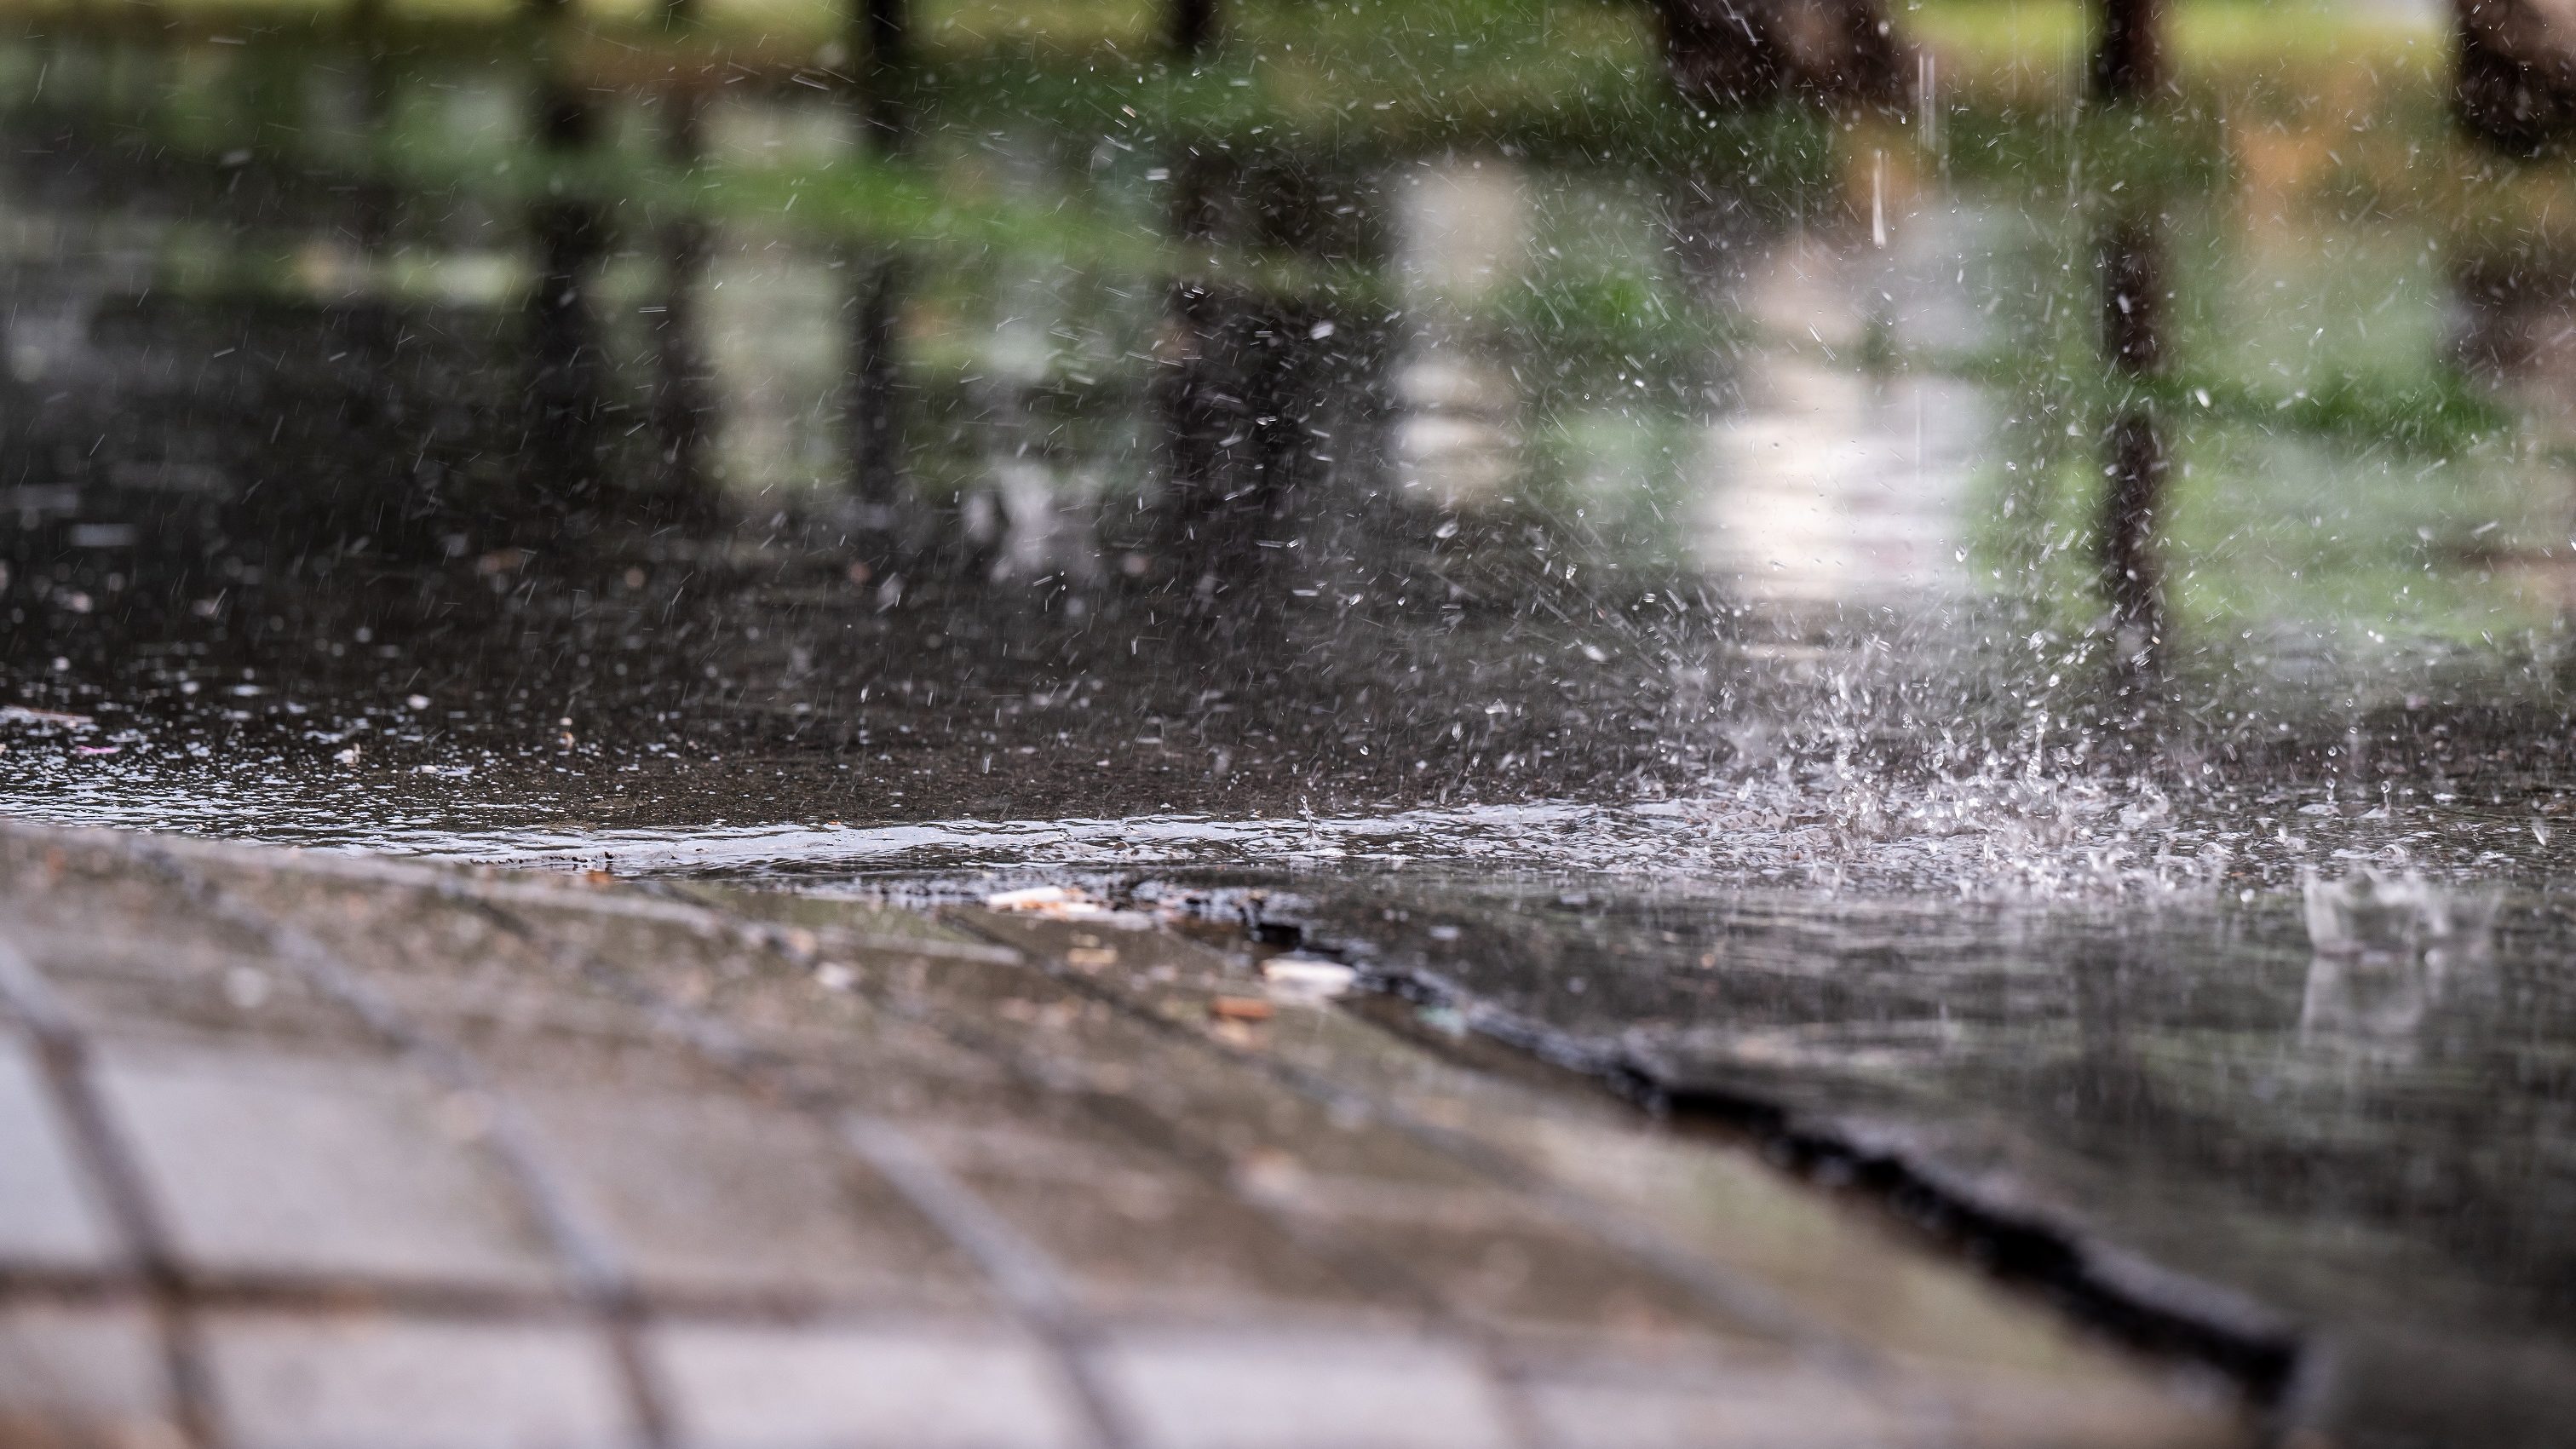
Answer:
0;822;2248;1447
2;0;2575;1444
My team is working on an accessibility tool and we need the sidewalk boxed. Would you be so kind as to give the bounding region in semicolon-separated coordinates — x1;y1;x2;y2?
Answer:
0;823;2250;1448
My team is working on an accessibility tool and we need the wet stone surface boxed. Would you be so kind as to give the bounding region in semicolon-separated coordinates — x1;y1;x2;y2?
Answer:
1228;870;2576;1446
0;822;2247;1447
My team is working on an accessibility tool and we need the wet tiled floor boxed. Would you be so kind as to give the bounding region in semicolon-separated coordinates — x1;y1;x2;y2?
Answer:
0;822;2247;1447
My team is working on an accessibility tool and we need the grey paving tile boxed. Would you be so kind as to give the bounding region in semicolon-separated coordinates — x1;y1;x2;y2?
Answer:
654;882;1003;956
1932;1366;2247;1449
8;921;385;1057
1519;1364;1918;1449
0;1300;175;1443
226;868;1019;1117
0;828;2260;1449
93;1045;563;1291
519;1087;989;1308
0;1035;117;1271
1315;1211;1751;1342
951;1161;1396;1323
654;1320;1084;1449
204;1311;634;1449
1095;1328;1514;1449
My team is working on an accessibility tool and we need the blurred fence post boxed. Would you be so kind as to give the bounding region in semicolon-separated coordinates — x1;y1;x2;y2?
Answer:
2457;0;2576;153
523;0;608;509
2090;0;2165;103
1170;0;1216;59
1650;0;1908;112
653;0;721;523
844;0;909;532
856;0;908;144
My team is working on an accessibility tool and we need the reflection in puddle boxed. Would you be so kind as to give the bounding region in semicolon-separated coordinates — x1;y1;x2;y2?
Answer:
2298;869;2500;1061
1699;360;1983;605
1393;158;1525;509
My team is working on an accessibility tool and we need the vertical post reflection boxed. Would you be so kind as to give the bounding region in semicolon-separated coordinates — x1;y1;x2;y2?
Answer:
2090;0;2166;104
1150;147;1330;612
856;0;909;150
342;0;400;364
1169;0;1217;60
848;256;905;520
2455;0;2576;155
2096;211;2168;671
1649;0;1907;112
844;0;909;541
2066;939;2162;1136
653;60;719;526
524;0;607;515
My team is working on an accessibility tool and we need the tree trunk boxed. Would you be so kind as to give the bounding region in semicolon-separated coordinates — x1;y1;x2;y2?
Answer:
2458;0;2576;153
1651;0;1907;112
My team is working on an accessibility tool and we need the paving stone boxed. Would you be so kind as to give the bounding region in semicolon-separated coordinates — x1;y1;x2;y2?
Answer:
1096;1328;1514;1449
957;904;2253;1435
519;1087;989;1308
4;923;382;1057
204;1311;633;1449
1932;1366;2246;1449
962;908;2157;1382
955;1160;1400;1322
238;869;1023;1118
1520;1365;1923;1449
93;1045;563;1291
198;871;684;1046
654;1320;1083;1449
1308;1210;1754;1342
0;1300;176;1444
661;882;1002;956
0;1034;117;1271
0;826;2257;1448
1491;1113;2167;1383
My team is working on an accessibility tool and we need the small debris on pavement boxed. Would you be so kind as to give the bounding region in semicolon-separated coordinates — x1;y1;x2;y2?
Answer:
986;884;1107;916
1262;956;1359;1001
984;883;1152;927
1210;995;1275;1022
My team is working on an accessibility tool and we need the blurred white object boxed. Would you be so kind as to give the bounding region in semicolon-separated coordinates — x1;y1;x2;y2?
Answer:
2299;867;2496;961
1262;957;1359;1002
2298;868;2499;1061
